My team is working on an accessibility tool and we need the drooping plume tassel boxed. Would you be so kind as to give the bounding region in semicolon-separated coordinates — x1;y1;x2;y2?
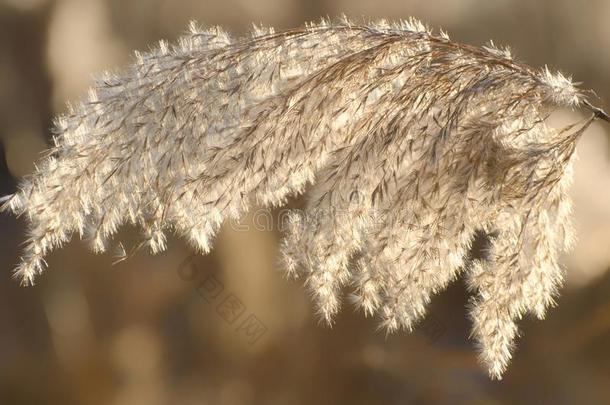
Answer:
3;17;608;379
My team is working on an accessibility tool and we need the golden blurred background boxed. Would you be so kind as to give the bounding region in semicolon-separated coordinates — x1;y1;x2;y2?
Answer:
1;1;610;404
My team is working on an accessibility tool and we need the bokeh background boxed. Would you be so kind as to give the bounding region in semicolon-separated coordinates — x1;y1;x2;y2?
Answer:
1;1;610;404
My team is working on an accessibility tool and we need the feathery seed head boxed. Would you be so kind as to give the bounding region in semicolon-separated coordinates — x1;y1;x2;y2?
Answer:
3;17;608;379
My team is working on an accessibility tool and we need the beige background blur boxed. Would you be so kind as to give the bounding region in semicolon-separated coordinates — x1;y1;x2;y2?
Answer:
1;1;610;404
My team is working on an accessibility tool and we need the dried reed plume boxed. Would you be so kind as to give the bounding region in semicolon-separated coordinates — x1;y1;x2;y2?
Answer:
2;17;609;379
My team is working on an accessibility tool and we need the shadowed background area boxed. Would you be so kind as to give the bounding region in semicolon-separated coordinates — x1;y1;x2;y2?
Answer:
1;1;610;404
